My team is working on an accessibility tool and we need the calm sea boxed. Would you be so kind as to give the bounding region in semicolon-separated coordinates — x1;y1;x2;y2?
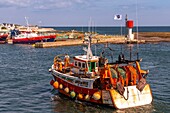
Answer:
0;27;170;113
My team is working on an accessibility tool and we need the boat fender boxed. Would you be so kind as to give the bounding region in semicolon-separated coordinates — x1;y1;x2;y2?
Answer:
78;93;83;99
59;84;63;89
53;81;59;89
70;91;76;98
85;94;90;101
136;78;147;92
64;87;69;93
92;92;101;100
117;82;125;95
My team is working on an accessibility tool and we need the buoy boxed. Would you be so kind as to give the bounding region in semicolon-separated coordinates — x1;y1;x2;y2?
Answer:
78;93;83;99
85;94;90;101
70;91;76;98
53;81;59;89
92;92;101;100
64;87;69;93
59;84;63;89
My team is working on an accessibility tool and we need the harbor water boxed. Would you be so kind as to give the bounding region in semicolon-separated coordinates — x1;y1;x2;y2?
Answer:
0;41;170;113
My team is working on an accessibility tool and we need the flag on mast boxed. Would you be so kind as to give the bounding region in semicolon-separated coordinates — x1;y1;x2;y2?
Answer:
114;15;122;20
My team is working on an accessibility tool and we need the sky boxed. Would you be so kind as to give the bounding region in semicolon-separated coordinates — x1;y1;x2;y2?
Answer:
0;0;170;26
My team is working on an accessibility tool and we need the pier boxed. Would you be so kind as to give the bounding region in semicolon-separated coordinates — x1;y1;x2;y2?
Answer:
33;35;146;48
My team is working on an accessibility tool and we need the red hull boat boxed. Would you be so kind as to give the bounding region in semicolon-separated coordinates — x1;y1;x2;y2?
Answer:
11;32;56;44
0;34;8;44
49;35;153;109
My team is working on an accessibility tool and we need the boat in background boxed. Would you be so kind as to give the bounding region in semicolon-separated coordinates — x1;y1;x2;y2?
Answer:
49;34;153;109
9;31;56;44
0;23;11;44
0;33;8;44
6;17;57;44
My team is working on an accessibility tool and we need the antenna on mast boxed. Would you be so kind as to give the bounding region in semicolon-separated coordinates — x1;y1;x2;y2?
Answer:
25;16;31;32
135;0;139;60
125;14;128;38
25;17;29;26
88;17;92;33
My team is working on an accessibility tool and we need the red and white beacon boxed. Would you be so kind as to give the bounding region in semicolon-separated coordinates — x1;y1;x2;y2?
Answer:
126;20;134;41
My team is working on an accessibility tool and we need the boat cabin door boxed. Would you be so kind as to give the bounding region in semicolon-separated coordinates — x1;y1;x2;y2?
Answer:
88;62;96;72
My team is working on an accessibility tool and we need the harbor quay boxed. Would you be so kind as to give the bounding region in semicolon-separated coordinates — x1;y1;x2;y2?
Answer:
33;32;170;48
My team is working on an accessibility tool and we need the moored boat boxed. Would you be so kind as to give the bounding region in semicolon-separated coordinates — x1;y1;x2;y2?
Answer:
0;33;8;44
49;35;153;109
10;32;56;44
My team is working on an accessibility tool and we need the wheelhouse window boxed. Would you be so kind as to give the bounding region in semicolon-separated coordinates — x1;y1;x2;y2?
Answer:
80;82;88;87
75;80;81;85
82;63;86;68
75;61;77;66
78;62;81;67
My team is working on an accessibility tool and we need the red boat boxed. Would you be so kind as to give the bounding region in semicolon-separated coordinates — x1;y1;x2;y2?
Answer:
49;35;153;109
0;33;8;44
11;32;56;44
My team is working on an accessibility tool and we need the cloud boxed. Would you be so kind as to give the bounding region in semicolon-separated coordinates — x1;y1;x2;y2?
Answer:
0;0;30;8
0;0;89;10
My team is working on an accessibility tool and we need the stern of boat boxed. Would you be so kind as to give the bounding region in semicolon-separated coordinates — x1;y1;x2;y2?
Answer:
106;84;153;109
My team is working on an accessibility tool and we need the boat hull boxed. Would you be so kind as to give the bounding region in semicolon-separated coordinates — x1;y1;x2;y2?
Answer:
12;35;56;44
51;70;153;109
109;84;153;109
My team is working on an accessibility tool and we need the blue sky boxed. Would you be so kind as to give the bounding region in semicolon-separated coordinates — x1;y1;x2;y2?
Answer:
0;0;170;26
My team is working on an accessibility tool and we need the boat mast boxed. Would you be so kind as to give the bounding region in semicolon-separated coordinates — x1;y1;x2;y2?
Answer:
86;35;93;60
125;14;128;38
83;36;93;60
135;0;139;60
25;17;31;32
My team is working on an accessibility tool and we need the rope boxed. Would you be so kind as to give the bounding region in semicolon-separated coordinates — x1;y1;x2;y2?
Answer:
122;87;129;100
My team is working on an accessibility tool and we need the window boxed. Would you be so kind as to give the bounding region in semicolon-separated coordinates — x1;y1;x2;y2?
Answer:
75;80;81;85
67;77;74;83
82;63;86;68
80;82;88;87
75;61;77;66
78;62;81;67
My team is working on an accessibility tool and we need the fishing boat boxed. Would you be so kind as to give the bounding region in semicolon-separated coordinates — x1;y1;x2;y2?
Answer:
49;34;153;109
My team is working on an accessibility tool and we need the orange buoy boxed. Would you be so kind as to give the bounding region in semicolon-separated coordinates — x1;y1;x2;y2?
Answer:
92;92;101;100
78;93;83;99
53;81;59;89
